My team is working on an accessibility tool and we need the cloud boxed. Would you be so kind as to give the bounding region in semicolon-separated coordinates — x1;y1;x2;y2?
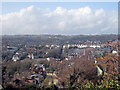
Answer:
1;5;118;35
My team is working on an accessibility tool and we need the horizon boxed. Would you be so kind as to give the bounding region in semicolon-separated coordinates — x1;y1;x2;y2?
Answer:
2;33;118;36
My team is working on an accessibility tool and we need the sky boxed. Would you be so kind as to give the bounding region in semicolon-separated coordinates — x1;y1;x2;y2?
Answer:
1;2;118;35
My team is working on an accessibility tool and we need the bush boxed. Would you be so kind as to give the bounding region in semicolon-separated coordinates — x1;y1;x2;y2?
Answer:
46;84;58;90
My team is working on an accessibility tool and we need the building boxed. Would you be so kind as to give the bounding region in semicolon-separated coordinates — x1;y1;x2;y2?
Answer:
12;55;19;62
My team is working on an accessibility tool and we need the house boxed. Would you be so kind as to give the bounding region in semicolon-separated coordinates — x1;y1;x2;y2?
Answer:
7;46;18;52
28;54;34;59
104;48;111;53
34;55;39;59
112;50;117;54
96;65;103;76
47;58;50;61
33;64;45;72
28;74;44;84
89;45;101;48
28;79;34;83
94;51;104;56
28;54;39;59
65;58;69;60
12;55;19;62
39;64;45;71
45;45;50;48
16;52;22;55
68;55;73;60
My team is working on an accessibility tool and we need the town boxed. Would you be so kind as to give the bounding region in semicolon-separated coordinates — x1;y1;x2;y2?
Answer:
2;34;120;89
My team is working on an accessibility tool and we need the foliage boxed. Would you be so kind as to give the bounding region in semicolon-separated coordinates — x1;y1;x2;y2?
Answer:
44;49;61;58
81;75;120;89
45;84;58;90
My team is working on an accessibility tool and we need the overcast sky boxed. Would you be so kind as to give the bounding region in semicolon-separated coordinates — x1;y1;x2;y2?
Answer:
1;2;118;35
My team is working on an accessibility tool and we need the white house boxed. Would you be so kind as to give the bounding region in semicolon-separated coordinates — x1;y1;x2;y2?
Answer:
112;50;117;54
12;55;19;62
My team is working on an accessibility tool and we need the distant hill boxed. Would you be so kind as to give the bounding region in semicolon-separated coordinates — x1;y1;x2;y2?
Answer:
2;34;118;46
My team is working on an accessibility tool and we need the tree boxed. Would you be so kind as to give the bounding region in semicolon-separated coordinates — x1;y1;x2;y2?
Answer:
58;57;97;87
